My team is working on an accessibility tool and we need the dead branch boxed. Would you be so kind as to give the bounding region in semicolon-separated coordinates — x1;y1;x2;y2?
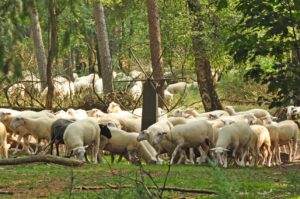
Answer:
0;155;84;167
74;184;217;195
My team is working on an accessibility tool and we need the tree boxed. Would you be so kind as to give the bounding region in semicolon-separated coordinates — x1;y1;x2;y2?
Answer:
27;0;47;90
228;0;300;107
93;0;113;93
146;0;164;107
187;0;223;111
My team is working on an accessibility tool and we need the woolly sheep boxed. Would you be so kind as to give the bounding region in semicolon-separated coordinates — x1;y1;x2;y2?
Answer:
129;81;142;100
0;122;8;159
10;115;57;154
286;105;300;120
100;127;157;164
7;83;26;105
86;108;107;118
63;118;112;162
211;122;255;168
152;120;213;165
249;125;272;167
50;118;75;156
166;82;188;94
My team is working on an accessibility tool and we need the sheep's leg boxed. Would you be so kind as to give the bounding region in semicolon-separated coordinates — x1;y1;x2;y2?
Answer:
170;144;182;165
288;142;292;162
292;139;297;162
188;148;195;164
178;148;188;164
13;135;23;154
239;149;248;167
56;143;60;156
266;145;272;167
33;139;42;154
23;135;34;155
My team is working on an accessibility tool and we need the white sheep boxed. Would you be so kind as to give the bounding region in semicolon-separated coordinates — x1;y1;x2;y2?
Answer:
266;120;298;163
7;83;26;105
164;89;173;104
166;82;188;94
210;122;255;168
100;127;157;164
63;118;111;163
249;125;272;167
129;81;143;100
10;115;57;154
66;108;88;120
152;120;213;165
286;105;300;120
87;108;107;118
0;122;9;159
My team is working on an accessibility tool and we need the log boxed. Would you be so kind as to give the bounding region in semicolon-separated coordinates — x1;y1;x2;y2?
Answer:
0;155;84;167
75;184;217;195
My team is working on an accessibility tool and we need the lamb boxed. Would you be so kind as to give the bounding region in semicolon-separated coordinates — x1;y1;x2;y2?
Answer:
0;122;8;159
266;120;298;163
10;115;57;154
63;118;112;162
100;127;157;164
152;120;213;165
50;118;75;156
249;125;272;167
210;122;255;168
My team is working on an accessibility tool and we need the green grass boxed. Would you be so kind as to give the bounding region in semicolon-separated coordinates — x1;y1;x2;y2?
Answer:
0;156;299;198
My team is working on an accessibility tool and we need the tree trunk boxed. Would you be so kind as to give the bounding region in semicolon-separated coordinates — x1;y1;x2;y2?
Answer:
187;0;222;111
28;0;47;90
45;0;57;109
64;49;74;81
146;0;164;107
93;1;113;93
88;34;95;73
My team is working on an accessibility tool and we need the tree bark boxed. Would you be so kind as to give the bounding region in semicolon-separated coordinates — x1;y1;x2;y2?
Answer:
146;0;164;107
187;0;222;111
45;0;57;109
0;155;84;167
28;0;47;90
93;1;113;93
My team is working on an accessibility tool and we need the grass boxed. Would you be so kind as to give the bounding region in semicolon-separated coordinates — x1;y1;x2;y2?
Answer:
0;156;299;198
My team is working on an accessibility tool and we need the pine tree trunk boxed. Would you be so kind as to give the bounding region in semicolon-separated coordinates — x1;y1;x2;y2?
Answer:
28;0;47;90
188;0;222;111
146;0;164;107
93;1;113;93
45;0;57;109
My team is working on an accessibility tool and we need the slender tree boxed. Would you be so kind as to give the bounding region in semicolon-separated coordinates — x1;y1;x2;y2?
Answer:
27;0;47;90
187;0;223;111
146;0;164;107
93;0;113;93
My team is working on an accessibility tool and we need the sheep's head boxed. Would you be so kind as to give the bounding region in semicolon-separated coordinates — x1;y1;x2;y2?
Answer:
137;130;149;142
99;124;112;139
244;114;257;125
172;109;183;117
210;147;229;168
10;117;25;130
72;146;88;161
0;112;11;121
107;102;121;113
152;132;167;145
224;106;235;115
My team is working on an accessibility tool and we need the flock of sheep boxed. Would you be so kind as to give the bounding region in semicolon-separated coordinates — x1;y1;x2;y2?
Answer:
0;101;299;168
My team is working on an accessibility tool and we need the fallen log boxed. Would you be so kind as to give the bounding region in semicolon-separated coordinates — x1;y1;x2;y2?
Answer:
75;184;217;195
0;155;84;167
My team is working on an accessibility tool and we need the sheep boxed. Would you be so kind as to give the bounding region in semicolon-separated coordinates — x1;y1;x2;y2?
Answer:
7;83;26;105
152;120;213;165
164;89;173;104
172;108;229;119
50;118;75;156
217;113;258;125
265;125;280;165
86;108;107;118
129;81;142;100
249;125;272;167
10;115;57;154
107;102;136;118
224;106;275;123
0;110;55;154
63;118;112;163
100;127;157;164
210;122;255;168
0;122;8;159
137;120;175;161
167;117;188;126
286;105;300;120
108;115;141;132
266;120;298;163
66;108;88;120
166;82;188;94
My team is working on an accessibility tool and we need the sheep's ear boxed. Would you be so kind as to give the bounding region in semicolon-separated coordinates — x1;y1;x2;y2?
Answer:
210;148;216;151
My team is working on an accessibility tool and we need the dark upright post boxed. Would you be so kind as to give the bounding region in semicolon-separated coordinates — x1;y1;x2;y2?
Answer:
142;79;158;130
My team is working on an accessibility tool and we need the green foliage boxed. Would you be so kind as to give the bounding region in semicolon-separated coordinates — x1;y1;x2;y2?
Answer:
228;0;300;107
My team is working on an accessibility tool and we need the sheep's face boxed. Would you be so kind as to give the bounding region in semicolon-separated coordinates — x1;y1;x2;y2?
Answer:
172;109;183;117
72;146;86;161
137;130;149;142
0;112;10;121
10;117;25;129
152;132;167;145
211;147;229;168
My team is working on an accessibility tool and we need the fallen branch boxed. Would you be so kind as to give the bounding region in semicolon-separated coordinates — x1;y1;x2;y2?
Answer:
75;184;217;195
0;155;84;167
0;190;13;195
